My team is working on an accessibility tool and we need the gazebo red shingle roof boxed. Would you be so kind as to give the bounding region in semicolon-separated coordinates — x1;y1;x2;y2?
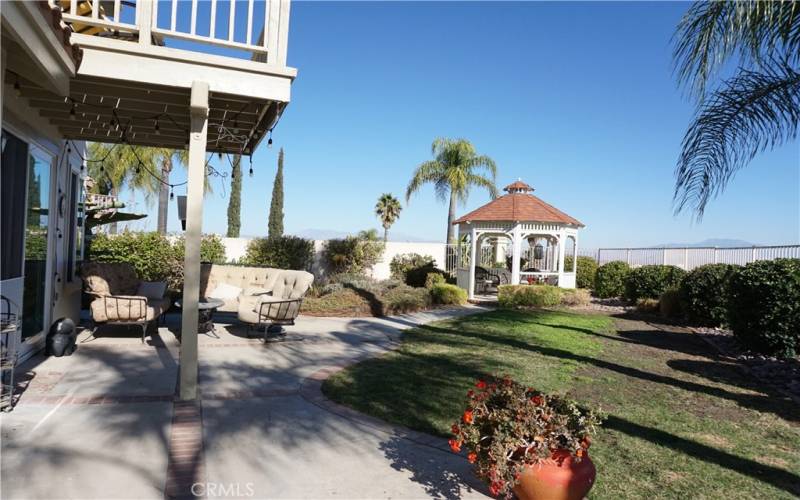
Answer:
453;181;583;227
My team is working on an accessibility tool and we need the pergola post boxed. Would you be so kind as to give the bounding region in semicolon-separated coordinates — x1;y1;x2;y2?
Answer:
179;81;209;401
557;230;566;286
511;223;522;285
468;227;477;300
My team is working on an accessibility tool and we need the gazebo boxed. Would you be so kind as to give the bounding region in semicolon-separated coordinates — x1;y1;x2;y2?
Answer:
453;180;584;299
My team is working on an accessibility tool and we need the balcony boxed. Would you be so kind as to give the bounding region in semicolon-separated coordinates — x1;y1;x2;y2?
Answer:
9;0;296;155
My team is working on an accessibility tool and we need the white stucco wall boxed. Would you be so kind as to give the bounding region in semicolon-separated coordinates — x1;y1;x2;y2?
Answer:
220;237;446;281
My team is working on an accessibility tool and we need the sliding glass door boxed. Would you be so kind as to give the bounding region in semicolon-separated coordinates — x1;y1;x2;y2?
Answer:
22;147;54;342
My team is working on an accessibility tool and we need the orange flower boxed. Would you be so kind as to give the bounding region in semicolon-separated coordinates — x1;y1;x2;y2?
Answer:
530;395;544;406
467;452;477;463
462;410;474;424
576;449;585;458
476;380;487;389
451;424;460;435
448;438;462;453
489;480;505;496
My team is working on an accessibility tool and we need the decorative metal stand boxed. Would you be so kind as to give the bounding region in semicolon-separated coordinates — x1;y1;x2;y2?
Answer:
1;296;21;412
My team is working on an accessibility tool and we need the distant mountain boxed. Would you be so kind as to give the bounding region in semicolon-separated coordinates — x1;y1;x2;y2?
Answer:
655;238;758;248
290;228;439;242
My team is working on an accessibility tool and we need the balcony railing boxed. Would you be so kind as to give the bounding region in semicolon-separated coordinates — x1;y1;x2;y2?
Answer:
58;0;290;66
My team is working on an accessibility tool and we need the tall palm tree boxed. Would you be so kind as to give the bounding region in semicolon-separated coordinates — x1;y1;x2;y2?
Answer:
156;149;188;234
375;193;402;242
673;1;800;218
406;138;498;243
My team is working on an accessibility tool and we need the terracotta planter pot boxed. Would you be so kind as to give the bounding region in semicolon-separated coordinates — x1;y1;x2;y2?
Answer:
513;450;596;500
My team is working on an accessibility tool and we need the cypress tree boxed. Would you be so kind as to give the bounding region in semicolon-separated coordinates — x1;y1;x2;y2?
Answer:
226;154;242;237
267;148;284;238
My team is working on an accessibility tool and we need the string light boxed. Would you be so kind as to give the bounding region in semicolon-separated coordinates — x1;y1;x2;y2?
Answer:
267;129;273;148
249;155;253;177
13;77;21;97
169;185;174;200
154;119;160;135
70;103;77;120
135;162;141;174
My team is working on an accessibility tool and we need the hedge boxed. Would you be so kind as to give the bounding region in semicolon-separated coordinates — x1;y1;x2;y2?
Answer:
429;283;467;305
323;233;384;275
679;264;738;326
727;259;800;358
390;253;438;287
498;284;562;308
624;265;686;301
593;261;630;298
243;235;314;270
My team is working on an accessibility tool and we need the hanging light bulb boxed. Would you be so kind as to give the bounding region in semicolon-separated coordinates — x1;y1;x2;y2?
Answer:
69;103;77;120
13;77;21;97
154;119;160;135
249;155;253;177
169;186;174;200
136;162;142;174
233;120;239;134
109;117;116;127
218;152;222;160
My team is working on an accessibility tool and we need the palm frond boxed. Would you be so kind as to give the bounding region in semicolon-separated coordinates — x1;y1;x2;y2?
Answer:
674;0;800;99
406;160;444;202
674;59;800;217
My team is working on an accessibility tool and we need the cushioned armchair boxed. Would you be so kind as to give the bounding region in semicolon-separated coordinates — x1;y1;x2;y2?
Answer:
236;270;314;339
80;262;170;342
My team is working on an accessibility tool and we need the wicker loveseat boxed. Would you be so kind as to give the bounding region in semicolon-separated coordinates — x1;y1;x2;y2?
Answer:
199;264;314;334
80;262;170;342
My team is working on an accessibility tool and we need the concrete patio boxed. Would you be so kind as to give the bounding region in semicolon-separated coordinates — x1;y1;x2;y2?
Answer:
1;307;490;500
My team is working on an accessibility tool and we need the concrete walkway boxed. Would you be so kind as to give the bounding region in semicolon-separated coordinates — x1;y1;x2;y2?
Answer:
1;307;490;500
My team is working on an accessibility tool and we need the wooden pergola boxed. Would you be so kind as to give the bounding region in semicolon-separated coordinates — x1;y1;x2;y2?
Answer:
453;180;584;299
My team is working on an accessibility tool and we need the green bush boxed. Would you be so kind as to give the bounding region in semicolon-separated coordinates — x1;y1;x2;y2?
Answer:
243;235;314;270
383;286;432;314
560;288;591;306
425;272;447;289
498;284;563;308
324;232;384;275
679;264;738;326
390;253;438;286
564;256;598;290
429;283;467;305
173;234;227;264
88;231;176;282
727;259;800;358
659;288;683;318
593;261;630;298
636;298;660;313
624;265;686;301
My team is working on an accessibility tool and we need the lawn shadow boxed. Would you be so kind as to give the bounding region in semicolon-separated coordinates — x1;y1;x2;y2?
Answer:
605;415;800;496
343;284;384;317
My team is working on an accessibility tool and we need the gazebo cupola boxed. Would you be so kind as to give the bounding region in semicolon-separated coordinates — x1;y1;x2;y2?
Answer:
453;179;584;299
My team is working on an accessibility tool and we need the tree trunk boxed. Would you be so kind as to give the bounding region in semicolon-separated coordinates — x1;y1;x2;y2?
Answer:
157;157;172;235
446;190;457;244
383;226;388;243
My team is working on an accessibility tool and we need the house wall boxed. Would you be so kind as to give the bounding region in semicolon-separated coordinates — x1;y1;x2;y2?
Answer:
219;237;447;281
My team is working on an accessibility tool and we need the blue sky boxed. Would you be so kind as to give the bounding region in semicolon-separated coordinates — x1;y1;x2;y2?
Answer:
125;1;799;248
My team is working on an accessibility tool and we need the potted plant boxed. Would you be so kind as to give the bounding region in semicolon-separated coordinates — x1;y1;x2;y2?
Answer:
450;376;603;499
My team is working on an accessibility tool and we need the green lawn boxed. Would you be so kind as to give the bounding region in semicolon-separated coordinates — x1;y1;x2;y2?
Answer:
322;309;800;499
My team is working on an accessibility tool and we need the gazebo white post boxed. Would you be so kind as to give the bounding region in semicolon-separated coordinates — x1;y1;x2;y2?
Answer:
468;226;477;300
511;223;522;285
557;230;566;287
179;81;209;401
573;232;579;272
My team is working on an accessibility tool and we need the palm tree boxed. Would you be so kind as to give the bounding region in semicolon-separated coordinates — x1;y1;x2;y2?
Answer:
156;149;188;234
673;1;800;218
375;193;402;242
406;138;498;243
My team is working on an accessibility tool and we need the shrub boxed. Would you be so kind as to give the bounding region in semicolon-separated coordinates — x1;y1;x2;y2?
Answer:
564;256;598;290
635;298;660;313
498;284;562;308
390;253;438;286
593;261;630;298
243;235;314;270
383;286;432;314
727;259;800;358
323;232;384;275
679;264;738;326
560;288;591;307
425;272;447;289
429;283;467;305
624;265;686;301
659;288;683;318
450;376;602;498
172;234;227;264
88;231;176;282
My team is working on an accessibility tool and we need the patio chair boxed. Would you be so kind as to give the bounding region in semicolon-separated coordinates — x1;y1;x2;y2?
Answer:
237;270;314;341
80;262;170;342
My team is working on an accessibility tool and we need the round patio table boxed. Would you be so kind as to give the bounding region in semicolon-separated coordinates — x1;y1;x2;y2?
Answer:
174;297;225;337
